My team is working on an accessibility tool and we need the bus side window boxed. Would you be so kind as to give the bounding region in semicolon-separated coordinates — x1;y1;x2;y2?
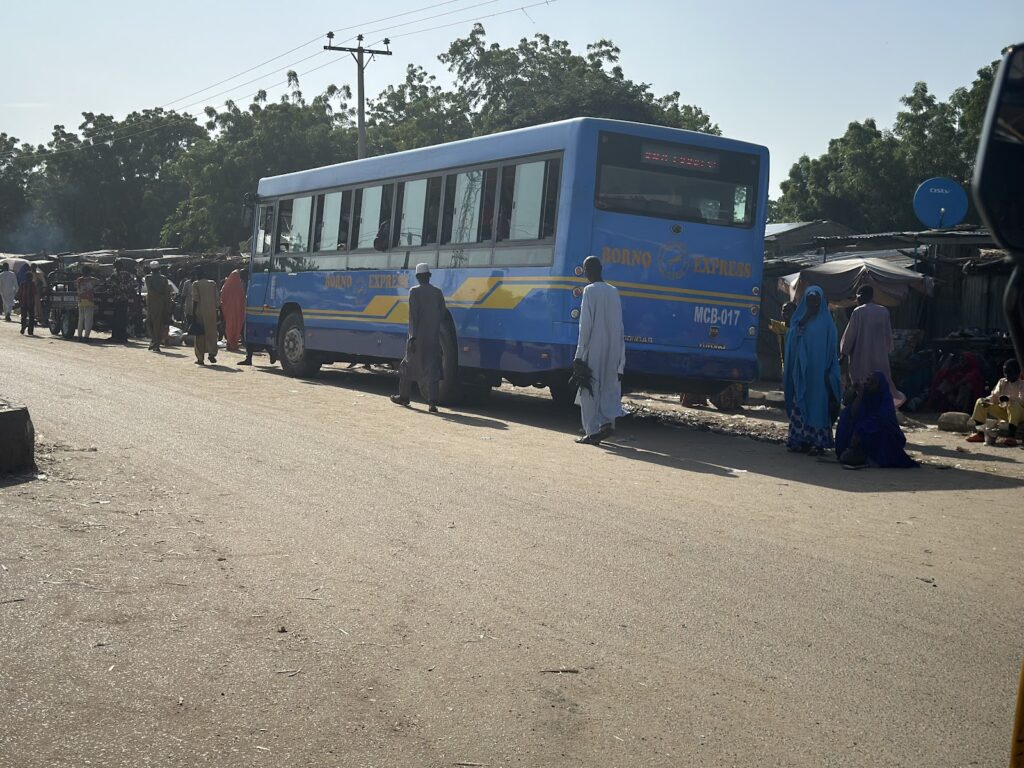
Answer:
276;196;313;254
314;190;351;252
394;177;443;248
497;159;559;242
252;204;274;272
441;169;497;245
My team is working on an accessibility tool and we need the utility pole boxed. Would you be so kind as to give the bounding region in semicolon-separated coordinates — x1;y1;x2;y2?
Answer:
324;32;392;160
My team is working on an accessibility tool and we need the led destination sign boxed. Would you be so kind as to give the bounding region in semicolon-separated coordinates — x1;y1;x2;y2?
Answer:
640;142;720;173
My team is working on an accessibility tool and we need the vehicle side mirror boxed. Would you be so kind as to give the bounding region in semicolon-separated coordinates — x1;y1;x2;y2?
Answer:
973;43;1024;253
241;193;256;230
974;43;1024;367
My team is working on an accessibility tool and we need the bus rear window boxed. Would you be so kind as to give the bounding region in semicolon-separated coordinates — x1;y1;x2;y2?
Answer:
596;132;759;228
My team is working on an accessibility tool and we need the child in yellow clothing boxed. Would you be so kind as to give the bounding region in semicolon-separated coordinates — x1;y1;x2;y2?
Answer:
966;359;1024;446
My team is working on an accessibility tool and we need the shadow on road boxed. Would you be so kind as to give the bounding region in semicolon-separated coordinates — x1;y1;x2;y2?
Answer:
259;364;1022;493
905;440;1020;464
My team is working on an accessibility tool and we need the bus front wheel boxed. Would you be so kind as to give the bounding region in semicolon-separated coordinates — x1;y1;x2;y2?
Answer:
548;372;578;407
278;311;321;378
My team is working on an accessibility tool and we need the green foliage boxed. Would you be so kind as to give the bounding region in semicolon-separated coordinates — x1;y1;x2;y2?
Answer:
24;109;205;251
162;79;356;250
0;133;35;249
773;62;999;230
367;65;473;154
437;26;719;136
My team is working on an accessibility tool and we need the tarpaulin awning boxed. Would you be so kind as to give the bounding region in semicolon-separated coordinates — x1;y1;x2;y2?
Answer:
778;257;934;308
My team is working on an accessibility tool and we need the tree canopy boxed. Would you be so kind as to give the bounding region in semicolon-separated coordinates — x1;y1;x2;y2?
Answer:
0;29;998;252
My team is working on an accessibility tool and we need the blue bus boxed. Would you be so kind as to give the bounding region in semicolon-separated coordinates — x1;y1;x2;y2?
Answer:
246;118;769;404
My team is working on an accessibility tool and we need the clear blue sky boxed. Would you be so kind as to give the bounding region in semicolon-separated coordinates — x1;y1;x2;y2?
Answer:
3;0;1021;196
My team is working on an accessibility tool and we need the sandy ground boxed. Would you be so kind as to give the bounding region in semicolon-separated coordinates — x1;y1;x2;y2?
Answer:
1;321;1022;767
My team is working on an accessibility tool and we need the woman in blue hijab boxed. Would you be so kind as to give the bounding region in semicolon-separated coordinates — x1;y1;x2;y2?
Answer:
784;285;842;455
835;371;919;468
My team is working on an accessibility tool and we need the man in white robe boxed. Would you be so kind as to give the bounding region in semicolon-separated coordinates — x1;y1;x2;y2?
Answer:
0;264;17;322
574;256;626;445
840;284;905;407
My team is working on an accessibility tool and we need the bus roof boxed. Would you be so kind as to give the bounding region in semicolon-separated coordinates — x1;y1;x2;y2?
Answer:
256;117;769;199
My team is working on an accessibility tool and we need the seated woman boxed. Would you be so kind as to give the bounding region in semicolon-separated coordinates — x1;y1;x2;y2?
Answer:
835;371;918;469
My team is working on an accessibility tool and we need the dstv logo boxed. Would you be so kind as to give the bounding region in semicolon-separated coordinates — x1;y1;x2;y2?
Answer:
929;187;952;193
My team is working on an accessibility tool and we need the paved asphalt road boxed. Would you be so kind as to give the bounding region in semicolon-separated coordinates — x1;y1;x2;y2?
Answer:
1;323;1022;767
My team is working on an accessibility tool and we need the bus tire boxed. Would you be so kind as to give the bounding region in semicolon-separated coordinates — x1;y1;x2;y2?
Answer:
461;383;492;405
548;372;578;407
438;321;463;406
278;310;320;378
48;310;61;336
60;310;77;339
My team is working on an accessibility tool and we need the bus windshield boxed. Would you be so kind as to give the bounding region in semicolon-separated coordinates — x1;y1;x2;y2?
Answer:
595;131;760;227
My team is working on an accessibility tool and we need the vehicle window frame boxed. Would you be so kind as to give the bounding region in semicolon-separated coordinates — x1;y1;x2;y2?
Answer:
260;150;563;272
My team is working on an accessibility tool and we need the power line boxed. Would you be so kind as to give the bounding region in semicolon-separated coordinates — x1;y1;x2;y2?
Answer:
4;0;558;163
370;0;556;43
162;0;497;109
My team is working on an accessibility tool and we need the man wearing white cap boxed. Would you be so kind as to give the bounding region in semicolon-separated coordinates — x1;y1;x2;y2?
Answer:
144;261;172;352
391;262;447;412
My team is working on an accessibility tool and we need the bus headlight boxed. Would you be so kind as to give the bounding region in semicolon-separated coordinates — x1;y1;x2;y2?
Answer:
748;325;757;336
750;305;759;316
570;309;580;319
752;286;760;296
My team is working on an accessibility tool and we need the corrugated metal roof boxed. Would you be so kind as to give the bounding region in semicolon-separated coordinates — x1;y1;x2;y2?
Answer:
765;247;925;271
764;222;812;238
815;228;996;247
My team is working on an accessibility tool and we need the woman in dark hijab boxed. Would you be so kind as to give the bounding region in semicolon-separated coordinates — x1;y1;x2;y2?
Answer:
835;371;919;468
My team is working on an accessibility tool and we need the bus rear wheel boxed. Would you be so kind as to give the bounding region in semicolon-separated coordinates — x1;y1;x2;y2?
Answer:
278;311;321;378
548;372;578;407
709;382;745;412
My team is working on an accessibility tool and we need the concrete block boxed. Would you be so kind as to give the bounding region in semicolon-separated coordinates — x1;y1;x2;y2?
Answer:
0;403;35;473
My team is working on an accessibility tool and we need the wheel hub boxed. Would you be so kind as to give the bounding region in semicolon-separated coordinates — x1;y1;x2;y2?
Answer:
283;327;304;363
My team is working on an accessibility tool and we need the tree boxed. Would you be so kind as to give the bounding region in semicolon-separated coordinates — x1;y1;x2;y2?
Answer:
28;109;205;251
367;65;473;154
438;26;719;136
0;133;35;250
163;74;356;250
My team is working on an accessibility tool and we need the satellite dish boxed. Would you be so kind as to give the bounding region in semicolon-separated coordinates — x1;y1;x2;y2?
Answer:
913;177;968;229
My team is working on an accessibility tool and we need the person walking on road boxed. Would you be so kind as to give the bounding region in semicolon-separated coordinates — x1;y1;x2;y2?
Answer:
220;267;245;353
189;270;220;365
75;266;99;341
391;263;447;413
17;267;37;335
0;263;16;322
835;371;918;468
32;267;47;323
784;285;842;456
109;263;135;343
144;261;172;351
840;284;904;407
573;256;626;446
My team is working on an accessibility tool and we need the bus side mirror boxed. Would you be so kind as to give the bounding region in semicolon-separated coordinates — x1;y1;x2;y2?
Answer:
241;193;256;230
973;43;1024;365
